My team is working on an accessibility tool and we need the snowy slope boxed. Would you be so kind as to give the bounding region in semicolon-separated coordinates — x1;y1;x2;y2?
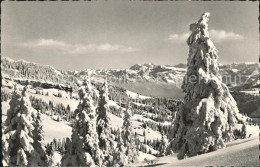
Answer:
130;136;259;167
28;92;79;111
126;90;151;99
137;152;157;162
41;114;72;144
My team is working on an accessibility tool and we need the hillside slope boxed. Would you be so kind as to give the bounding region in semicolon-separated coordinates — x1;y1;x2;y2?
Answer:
131;136;259;167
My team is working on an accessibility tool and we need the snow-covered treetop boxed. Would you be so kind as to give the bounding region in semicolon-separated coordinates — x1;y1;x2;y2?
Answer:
171;12;243;160
21;86;28;97
76;77;96;116
82;76;91;86
123;103;133;129
187;12;217;53
99;82;109;98
198;12;210;29
82;77;93;94
184;12;222;100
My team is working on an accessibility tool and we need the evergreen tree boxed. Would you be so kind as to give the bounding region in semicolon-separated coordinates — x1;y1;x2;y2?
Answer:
31;110;48;165
159;131;166;156
4;86;47;166
121;103;139;164
168;12;242;159
113;130;127;166
148;149;152;154
61;138;66;154
241;124;247;139
2;121;9;165
61;78;103;167
46;141;55;166
96;82;115;166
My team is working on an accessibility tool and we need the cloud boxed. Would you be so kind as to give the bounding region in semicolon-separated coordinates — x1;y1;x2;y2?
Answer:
21;39;138;54
97;43;138;52
22;39;67;47
209;29;244;42
168;33;190;41
168;30;243;43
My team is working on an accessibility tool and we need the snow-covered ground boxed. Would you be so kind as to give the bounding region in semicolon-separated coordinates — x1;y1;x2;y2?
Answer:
132;114;158;124
109;112;162;142
1;101;9;122
133;102;146;107
240;89;259;96
137;151;157;162
2;101;9;116
133;114;172;126
109;112;123;129
41;114;72;144
2;85;78;111
52;151;62;166
231;69;239;73
234;123;259;137
142;144;159;155
24;91;78;112
108;100;125;111
130;136;259;167
132;120;162;142
126;90;151;99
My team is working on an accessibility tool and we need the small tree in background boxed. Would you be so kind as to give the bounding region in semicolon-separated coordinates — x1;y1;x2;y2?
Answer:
241;124;247;139
159;131;166;156
121;103;139;164
113;130;127;166
31;110;48;165
46;141;55;166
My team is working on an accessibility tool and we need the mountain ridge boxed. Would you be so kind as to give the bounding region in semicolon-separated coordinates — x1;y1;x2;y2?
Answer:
1;56;258;98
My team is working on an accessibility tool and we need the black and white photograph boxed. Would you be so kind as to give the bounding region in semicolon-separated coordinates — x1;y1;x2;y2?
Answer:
1;1;259;167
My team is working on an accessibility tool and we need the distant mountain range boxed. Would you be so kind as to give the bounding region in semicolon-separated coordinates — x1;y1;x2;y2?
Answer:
1;57;259;98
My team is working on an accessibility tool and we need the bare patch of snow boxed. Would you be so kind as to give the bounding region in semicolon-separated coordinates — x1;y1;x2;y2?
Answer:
137;151;157;161
126;90;151;99
41;114;72;144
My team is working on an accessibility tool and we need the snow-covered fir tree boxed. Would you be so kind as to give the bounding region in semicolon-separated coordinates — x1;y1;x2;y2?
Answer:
2;121;8;166
121;103;139;164
31;110;48;165
113;130;128;166
167;12;243;159
4;86;48;166
241;124;247;139
159;131;166;156
96;82;115;166
45;141;56;166
61;78;103;167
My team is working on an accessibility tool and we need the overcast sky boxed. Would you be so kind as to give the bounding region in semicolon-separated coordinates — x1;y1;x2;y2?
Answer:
2;1;259;70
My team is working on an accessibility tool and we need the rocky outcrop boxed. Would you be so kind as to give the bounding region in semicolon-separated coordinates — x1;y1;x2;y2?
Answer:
170;12;242;159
